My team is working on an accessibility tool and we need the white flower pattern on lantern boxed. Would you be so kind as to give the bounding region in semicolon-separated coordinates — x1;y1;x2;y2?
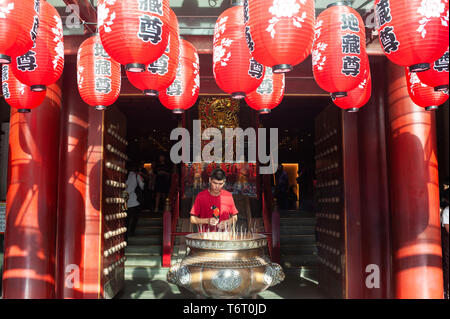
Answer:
0;2;14;19
194;52;200;67
314;19;323;41
192;54;200;96
312;42;328;71
98;1;116;33
213;38;233;67
409;71;427;96
266;0;307;38
417;0;448;38
269;0;302;17
52;15;64;70
192;72;200;96
214;16;229;44
441;3;449;27
18;83;27;96
77;65;84;89
358;77;367;90
77;46;83;88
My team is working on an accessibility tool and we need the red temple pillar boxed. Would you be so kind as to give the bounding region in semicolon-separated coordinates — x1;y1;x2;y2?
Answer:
55;63;104;299
55;63;89;298
2;83;62;299
357;57;392;299
386;62;443;299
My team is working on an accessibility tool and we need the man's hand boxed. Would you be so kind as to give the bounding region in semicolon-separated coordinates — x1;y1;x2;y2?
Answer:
217;216;237;230
209;218;219;227
217;221;227;230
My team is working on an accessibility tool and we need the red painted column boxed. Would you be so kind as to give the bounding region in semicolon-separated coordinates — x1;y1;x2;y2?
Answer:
55;62;104;299
357;57;392;299
82;107;104;299
386;62;443;299
2;83;61;298
341;110;363;299
55;63;89;298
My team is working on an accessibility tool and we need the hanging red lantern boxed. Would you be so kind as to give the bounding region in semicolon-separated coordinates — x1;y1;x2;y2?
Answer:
2;64;46;113
213;5;265;99
374;0;449;72
11;0;64;92
126;8;180;96
77;35;121;111
405;68;449;111
159;39;199;114
244;0;315;73
245;67;285;114
417;49;449;92
98;0;171;73
312;2;368;99
0;0;39;64
333;68;372;112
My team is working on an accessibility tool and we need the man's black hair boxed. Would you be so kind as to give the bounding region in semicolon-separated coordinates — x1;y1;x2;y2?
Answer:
210;168;226;181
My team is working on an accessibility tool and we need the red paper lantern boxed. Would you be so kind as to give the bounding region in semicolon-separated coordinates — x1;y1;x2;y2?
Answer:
2;64;46;113
11;0;64;92
405;68;449;111
126;8;180;96
312;2;368;99
159;39;199;114
245;67;285;114
0;0;39;64
77;35;121;111
333;68;372;112
213;5;265;99
98;0;171;73
374;0;449;72
417;49;449;92
244;0;315;73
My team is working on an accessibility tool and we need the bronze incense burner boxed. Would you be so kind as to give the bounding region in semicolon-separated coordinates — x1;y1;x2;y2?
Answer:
167;232;284;299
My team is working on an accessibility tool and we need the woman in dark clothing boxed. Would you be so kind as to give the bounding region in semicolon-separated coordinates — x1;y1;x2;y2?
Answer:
153;154;172;212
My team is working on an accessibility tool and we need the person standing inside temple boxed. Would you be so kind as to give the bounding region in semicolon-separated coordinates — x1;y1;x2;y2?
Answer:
190;168;238;232
139;163;151;210
125;162;145;240
275;165;289;210
153;154;172;213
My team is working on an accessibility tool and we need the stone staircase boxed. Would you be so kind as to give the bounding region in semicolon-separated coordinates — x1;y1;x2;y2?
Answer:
279;211;319;284
117;212;183;299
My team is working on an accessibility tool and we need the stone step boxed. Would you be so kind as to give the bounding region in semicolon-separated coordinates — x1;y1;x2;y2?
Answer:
281;254;319;267
280;225;316;235
124;266;170;281
127;235;162;246
280;234;316;245
125;245;162;255
282;266;319;284
136;217;163;227
279;218;316;227
134;226;163;236
278;211;315;219
280;244;317;255
125;255;162;267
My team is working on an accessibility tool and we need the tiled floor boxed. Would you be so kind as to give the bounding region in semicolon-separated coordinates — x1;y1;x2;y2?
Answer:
116;268;329;299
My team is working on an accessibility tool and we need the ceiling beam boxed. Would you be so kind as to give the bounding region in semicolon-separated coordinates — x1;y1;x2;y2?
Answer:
65;34;384;56
63;0;97;34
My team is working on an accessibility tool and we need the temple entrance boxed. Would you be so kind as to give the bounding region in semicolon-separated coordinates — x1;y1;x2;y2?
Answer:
112;94;329;299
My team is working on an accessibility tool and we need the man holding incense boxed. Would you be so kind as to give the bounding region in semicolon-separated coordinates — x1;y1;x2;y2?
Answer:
190;168;239;232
